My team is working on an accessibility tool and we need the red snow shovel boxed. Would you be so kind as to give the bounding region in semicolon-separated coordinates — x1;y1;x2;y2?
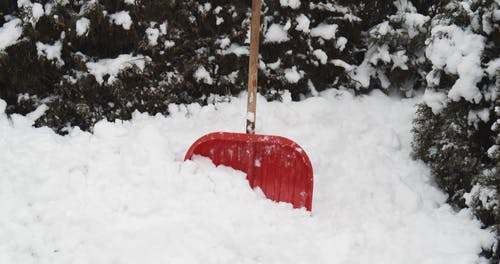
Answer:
184;0;313;211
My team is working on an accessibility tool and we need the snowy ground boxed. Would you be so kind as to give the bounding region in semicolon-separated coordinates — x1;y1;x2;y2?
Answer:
0;90;494;264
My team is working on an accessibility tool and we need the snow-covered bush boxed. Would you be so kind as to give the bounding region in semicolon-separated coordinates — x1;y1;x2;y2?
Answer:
0;0;365;131
351;0;430;96
412;0;499;260
258;1;362;98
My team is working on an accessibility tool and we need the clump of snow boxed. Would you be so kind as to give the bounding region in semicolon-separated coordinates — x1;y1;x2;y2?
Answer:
216;16;224;25
295;14;310;33
331;59;355;71
216;37;231;49
218;43;248;57
17;1;45;26
336;36;348;51
264;22;290;43
198;2;212;13
349;60;372;88
284;66;302;83
31;3;44;25
17;0;32;8
194;66;213;85
123;0;137;5
426;25;484;103
423;89;449;114
76;17;90;37
36;40;64;66
0;91;494;263
313;49;328;64
485;58;500;78
164;40;175;49
159;21;168;35
369;44;391;65
468;108;490;127
146;27;160;46
267;59;281;70
375;21;392;35
464;184;498;210
391;50;409;70
0;18;23;52
310;23;338;40
86;54;149;85
402;13;430;38
109;11;132;30
280;0;301;9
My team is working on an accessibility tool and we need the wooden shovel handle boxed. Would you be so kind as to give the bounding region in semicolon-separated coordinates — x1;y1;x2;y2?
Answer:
246;0;261;134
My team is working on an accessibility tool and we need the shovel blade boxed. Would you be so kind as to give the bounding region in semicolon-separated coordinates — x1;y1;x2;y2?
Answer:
185;132;313;211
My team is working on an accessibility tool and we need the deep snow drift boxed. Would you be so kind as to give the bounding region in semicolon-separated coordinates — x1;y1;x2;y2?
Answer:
0;90;494;264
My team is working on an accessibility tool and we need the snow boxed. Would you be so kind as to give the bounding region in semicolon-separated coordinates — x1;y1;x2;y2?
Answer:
310;23;338;40
76;17;90;37
109;11;133;30
86;54;149;85
423;89;448;114
376;21;391;35
426;25;484;103
36;41;64;66
468;108;490;127
164;40;175;49
391;50;409;70
124;0;136;5
31;3;44;25
295;14;310;33
0;18;23;51
485;58;500;78
217;43;249;57
159;21;168;35
284;66;302;83
194;66;213;85
330;59;354;71
0;90;494;263
402;13;429;38
313;49;328;64
280;0;301;9
349;60;372;88
264;23;290;43
145;27;160;46
335;36;347;51
216;17;224;26
464;184;498;211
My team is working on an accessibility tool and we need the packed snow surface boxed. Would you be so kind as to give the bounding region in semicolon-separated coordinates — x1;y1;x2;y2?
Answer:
0;90;494;264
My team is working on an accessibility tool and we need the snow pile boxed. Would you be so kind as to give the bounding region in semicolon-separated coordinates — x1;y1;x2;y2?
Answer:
0;90;494;264
86;54;149;85
0;19;23;51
